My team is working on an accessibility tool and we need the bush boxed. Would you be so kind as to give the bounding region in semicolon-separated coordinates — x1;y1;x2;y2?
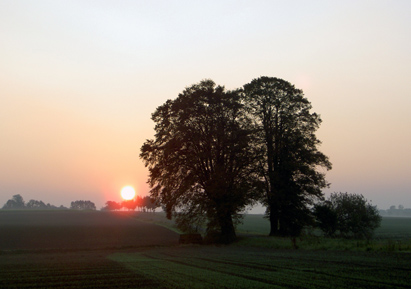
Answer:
313;202;338;237
315;192;382;239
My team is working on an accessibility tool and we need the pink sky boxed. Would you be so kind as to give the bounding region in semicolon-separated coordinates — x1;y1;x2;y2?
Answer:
1;1;410;211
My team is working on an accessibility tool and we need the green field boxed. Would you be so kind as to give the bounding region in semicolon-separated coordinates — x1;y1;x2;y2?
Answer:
0;211;410;288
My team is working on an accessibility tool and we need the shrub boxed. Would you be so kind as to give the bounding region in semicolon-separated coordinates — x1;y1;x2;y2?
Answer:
315;192;382;239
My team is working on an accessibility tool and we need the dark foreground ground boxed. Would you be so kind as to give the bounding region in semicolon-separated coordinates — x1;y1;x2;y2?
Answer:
0;210;178;251
0;211;410;288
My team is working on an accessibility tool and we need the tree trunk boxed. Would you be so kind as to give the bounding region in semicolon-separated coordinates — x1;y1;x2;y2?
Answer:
269;203;280;236
217;208;237;244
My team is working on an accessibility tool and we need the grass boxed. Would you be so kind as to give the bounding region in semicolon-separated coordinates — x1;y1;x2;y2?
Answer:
0;210;410;288
235;214;411;252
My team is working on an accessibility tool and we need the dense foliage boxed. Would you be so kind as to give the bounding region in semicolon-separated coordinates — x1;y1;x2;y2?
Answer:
2;194;25;209
140;80;261;243
70;200;96;211
242;77;332;237
314;192;382;239
141;77;332;241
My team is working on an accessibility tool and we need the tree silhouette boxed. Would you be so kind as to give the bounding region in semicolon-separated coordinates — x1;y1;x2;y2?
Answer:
122;199;137;211
142;196;158;212
2;194;25;209
70;200;96;210
141;80;261;243
243;77;332;237
102;201;122;211
26;199;47;209
316;192;382;239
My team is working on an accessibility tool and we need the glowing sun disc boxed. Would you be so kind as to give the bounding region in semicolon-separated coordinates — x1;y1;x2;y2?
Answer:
121;186;136;200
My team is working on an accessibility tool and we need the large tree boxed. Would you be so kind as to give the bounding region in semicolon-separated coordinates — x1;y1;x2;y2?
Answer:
242;76;332;236
140;80;261;243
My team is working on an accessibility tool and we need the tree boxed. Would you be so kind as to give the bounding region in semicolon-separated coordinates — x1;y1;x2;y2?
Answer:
313;201;338;237
140;80;261;243
242;77;332;237
102;201;122;211
70;200;96;210
122;199;137;211
142;196;159;212
316;192;382;239
26;199;47;209
2;194;25;209
135;196;144;212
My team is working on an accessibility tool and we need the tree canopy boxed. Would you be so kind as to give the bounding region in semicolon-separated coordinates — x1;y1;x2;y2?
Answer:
2;194;25;209
70;200;96;211
315;192;382;239
141;77;332;241
242;77;332;236
140;80;261;243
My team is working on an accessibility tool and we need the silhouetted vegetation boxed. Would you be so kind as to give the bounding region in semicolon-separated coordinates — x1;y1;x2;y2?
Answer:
141;77;331;242
70;200;96;210
101;196;159;212
2;194;25;209
141;80;262;243
314;192;382;239
242;77;332;237
2;194;68;210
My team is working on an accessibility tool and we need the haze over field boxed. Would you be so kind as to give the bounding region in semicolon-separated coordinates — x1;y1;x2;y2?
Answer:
1;1;410;211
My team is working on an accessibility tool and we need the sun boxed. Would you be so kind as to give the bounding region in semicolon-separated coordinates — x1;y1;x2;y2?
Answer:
121;186;136;200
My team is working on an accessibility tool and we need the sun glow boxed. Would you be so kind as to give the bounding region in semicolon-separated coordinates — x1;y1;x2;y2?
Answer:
121;186;136;200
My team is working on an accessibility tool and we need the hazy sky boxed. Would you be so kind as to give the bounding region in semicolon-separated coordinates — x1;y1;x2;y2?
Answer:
1;0;410;211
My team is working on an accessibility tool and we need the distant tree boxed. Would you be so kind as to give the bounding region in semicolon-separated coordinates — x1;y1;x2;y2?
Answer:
102;201;122;211
143;196;159;212
2;194;25;209
315;192;382;239
242;77;332;237
70;200;96;211
140;80;261;243
26;199;47;209
122;199;137;211
135;196;144;212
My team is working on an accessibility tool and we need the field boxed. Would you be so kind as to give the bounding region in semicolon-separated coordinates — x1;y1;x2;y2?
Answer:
0;211;410;288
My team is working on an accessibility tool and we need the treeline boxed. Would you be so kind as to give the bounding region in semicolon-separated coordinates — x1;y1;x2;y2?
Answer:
102;196;158;212
2;194;67;210
379;205;411;217
2;194;97;211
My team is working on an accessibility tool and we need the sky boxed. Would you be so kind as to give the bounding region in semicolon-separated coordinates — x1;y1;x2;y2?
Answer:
1;0;410;212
